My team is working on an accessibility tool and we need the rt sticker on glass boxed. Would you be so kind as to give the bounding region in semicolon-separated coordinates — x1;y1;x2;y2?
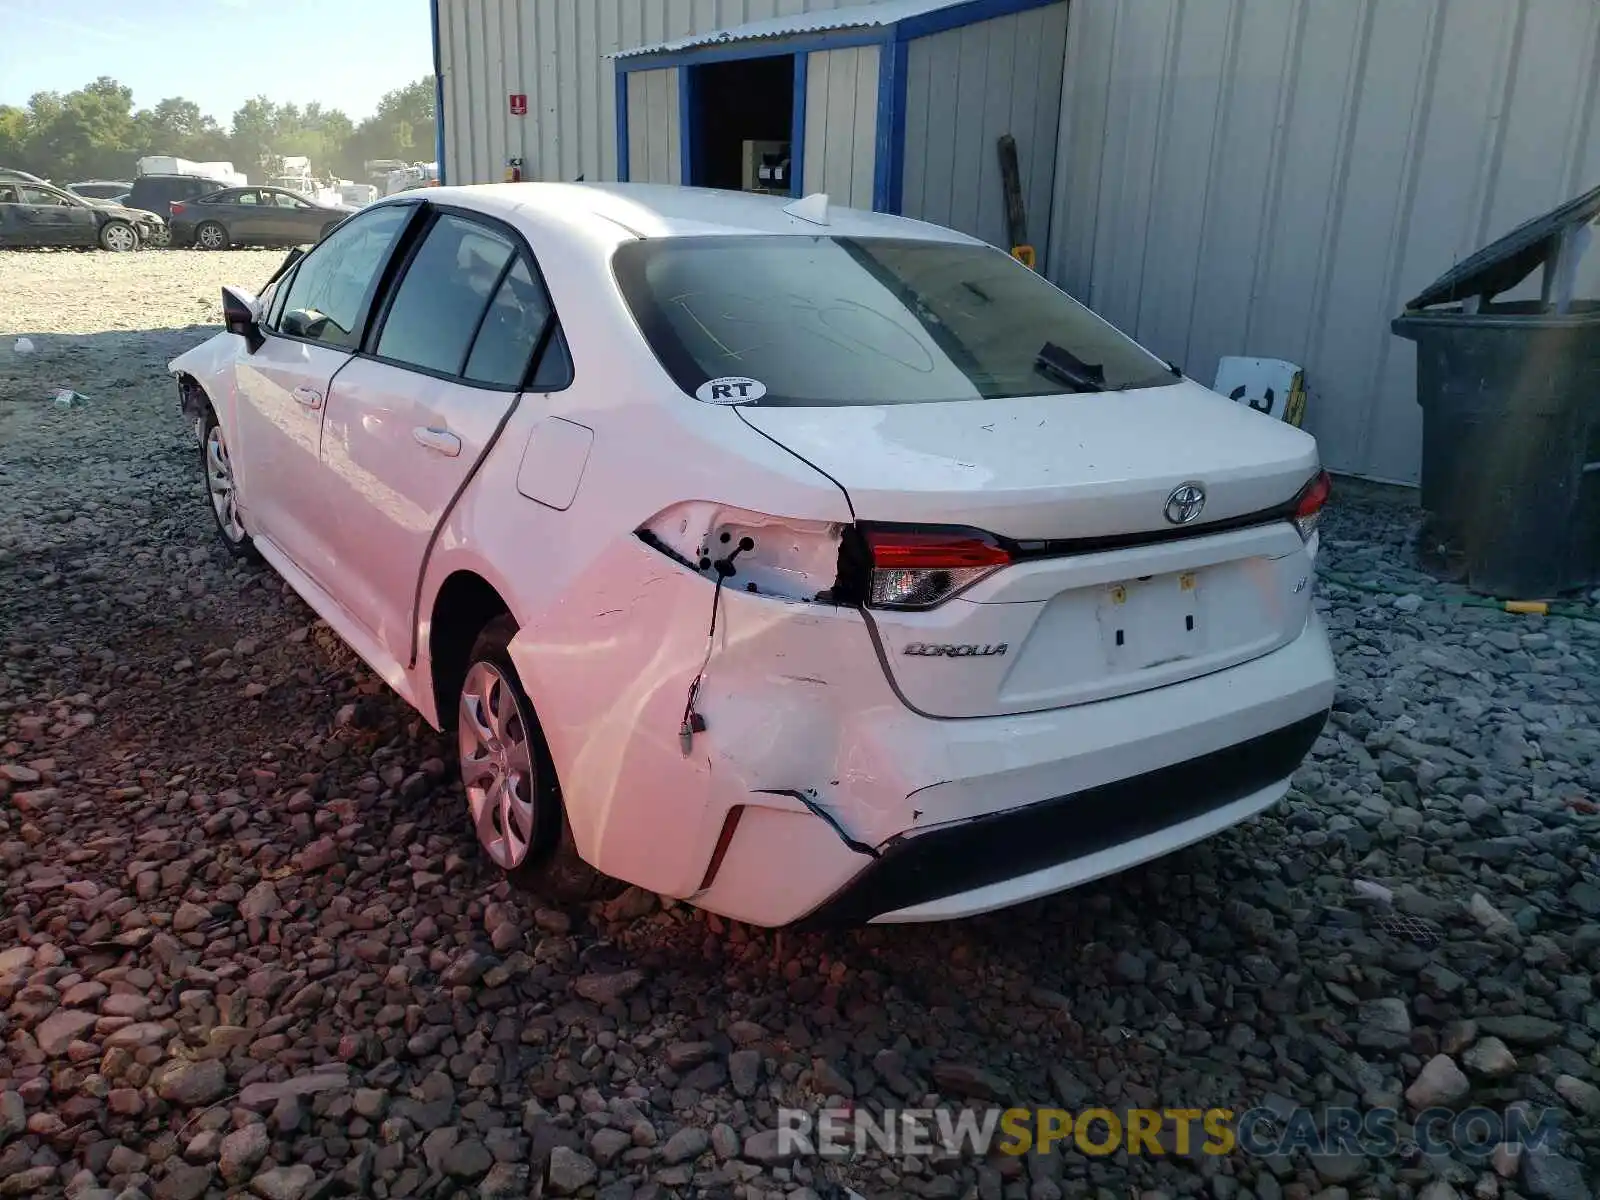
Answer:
695;377;767;405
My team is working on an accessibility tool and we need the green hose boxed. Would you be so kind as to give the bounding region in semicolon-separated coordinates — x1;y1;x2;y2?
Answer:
1318;568;1600;624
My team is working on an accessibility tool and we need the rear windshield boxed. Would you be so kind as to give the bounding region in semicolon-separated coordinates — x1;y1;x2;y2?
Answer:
612;236;1175;407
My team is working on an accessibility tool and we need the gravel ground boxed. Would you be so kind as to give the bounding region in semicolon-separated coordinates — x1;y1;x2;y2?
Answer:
2;249;1599;1200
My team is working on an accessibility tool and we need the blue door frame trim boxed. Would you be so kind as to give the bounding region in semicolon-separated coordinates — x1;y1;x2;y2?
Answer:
678;66;694;185
790;52;808;197
602;0;1063;204
429;0;446;184
616;71;631;182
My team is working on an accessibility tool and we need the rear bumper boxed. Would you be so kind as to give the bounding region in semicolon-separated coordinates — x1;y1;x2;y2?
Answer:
696;614;1336;927
798;711;1324;927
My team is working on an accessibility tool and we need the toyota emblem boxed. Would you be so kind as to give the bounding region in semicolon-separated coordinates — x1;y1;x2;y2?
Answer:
1164;482;1206;525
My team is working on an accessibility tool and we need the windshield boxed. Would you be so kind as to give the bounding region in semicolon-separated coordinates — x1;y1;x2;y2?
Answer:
612;236;1175;407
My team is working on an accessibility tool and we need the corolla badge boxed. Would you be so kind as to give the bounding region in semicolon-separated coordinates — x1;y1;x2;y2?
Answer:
1163;482;1206;525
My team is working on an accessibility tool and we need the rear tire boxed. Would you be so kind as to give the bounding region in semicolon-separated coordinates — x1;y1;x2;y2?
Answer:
456;616;620;903
196;221;228;251
98;220;138;252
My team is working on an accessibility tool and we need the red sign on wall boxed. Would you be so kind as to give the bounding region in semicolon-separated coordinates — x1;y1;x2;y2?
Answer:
509;93;528;116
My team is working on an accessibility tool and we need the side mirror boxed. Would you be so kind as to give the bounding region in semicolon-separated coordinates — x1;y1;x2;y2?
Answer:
221;285;264;353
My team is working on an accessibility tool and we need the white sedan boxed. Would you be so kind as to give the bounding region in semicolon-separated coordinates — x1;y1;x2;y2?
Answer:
169;182;1336;927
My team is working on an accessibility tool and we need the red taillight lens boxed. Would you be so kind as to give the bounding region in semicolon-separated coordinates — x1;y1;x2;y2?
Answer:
1292;469;1332;541
863;529;1010;609
170;202;185;216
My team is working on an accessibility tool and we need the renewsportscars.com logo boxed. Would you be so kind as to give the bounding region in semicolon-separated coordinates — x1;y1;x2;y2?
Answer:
776;1104;1566;1162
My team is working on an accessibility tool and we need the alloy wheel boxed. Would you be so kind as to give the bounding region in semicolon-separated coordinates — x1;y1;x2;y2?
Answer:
102;223;136;252
204;424;245;543
458;661;538;870
198;224;225;250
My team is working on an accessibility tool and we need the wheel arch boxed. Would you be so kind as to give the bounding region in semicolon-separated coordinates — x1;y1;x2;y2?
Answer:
424;568;518;732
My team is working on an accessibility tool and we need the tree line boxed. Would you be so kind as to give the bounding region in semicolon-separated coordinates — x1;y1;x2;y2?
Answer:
0;76;438;185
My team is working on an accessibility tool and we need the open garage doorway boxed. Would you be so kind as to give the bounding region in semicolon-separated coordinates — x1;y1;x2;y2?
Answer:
686;55;796;195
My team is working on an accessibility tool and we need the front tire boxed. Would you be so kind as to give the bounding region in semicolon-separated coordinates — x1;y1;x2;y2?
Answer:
145;225;171;249
456;616;619;902
195;221;228;251
99;220;138;252
200;408;256;559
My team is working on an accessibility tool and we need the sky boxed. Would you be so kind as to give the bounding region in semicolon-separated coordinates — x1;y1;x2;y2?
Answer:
0;0;434;123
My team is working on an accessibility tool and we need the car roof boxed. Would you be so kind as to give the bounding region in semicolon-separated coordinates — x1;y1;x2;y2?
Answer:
419;181;986;246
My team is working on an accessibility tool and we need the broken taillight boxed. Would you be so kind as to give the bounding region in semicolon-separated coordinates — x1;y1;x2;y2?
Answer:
1292;469;1332;542
861;527;1011;610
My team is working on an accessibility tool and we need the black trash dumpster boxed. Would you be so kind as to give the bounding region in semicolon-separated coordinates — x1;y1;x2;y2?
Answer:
1392;182;1600;598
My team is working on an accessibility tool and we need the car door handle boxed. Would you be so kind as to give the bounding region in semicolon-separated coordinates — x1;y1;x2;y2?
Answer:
292;386;323;409
413;426;462;457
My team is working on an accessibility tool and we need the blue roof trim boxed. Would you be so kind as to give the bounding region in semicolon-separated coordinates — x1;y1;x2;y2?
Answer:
894;0;1063;41
790;52;808;197
615;72;630;182
430;0;446;184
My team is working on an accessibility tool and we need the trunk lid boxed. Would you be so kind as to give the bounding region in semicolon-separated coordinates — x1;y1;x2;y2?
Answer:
740;382;1322;718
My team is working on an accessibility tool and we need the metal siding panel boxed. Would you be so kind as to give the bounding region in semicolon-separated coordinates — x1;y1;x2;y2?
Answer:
821;48;858;202
946;24;992;237
1178;0;1296;390
909;31;961;226
1045;0;1600;483
1307;2;1437;479
1046;0;1115;298
666;67;684;184
805;49;832;199
1480;0;1583;241
1021;4;1068;263
1114;0;1229;362
1246;0;1363;370
850;43;880;208
900;30;933;218
556;0;580;179
972;15;1017;247
1090;0;1183;333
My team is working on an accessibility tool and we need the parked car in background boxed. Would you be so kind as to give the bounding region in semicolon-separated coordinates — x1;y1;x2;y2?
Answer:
170;186;355;250
0;180;163;250
168;183;1336;928
68;180;133;201
128;174;223;222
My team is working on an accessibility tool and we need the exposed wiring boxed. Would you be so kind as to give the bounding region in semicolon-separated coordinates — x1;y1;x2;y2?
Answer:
1318;568;1600;625
679;537;755;755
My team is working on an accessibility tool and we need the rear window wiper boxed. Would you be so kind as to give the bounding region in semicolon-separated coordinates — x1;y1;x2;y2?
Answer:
1034;341;1106;393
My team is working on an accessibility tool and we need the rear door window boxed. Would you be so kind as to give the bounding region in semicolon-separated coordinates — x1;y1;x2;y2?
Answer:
374;214;516;377
463;257;566;388
274;203;413;349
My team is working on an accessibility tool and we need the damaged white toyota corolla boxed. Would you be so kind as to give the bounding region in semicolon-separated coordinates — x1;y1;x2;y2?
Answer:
169;182;1336;927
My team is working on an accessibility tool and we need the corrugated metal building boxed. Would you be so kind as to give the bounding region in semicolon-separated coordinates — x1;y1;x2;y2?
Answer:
434;0;1600;484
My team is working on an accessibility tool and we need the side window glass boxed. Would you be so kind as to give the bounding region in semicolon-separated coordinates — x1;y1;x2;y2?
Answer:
277;204;411;349
531;324;573;391
237;192;258;206
267;263;297;327
375;214;514;376
464;257;558;387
